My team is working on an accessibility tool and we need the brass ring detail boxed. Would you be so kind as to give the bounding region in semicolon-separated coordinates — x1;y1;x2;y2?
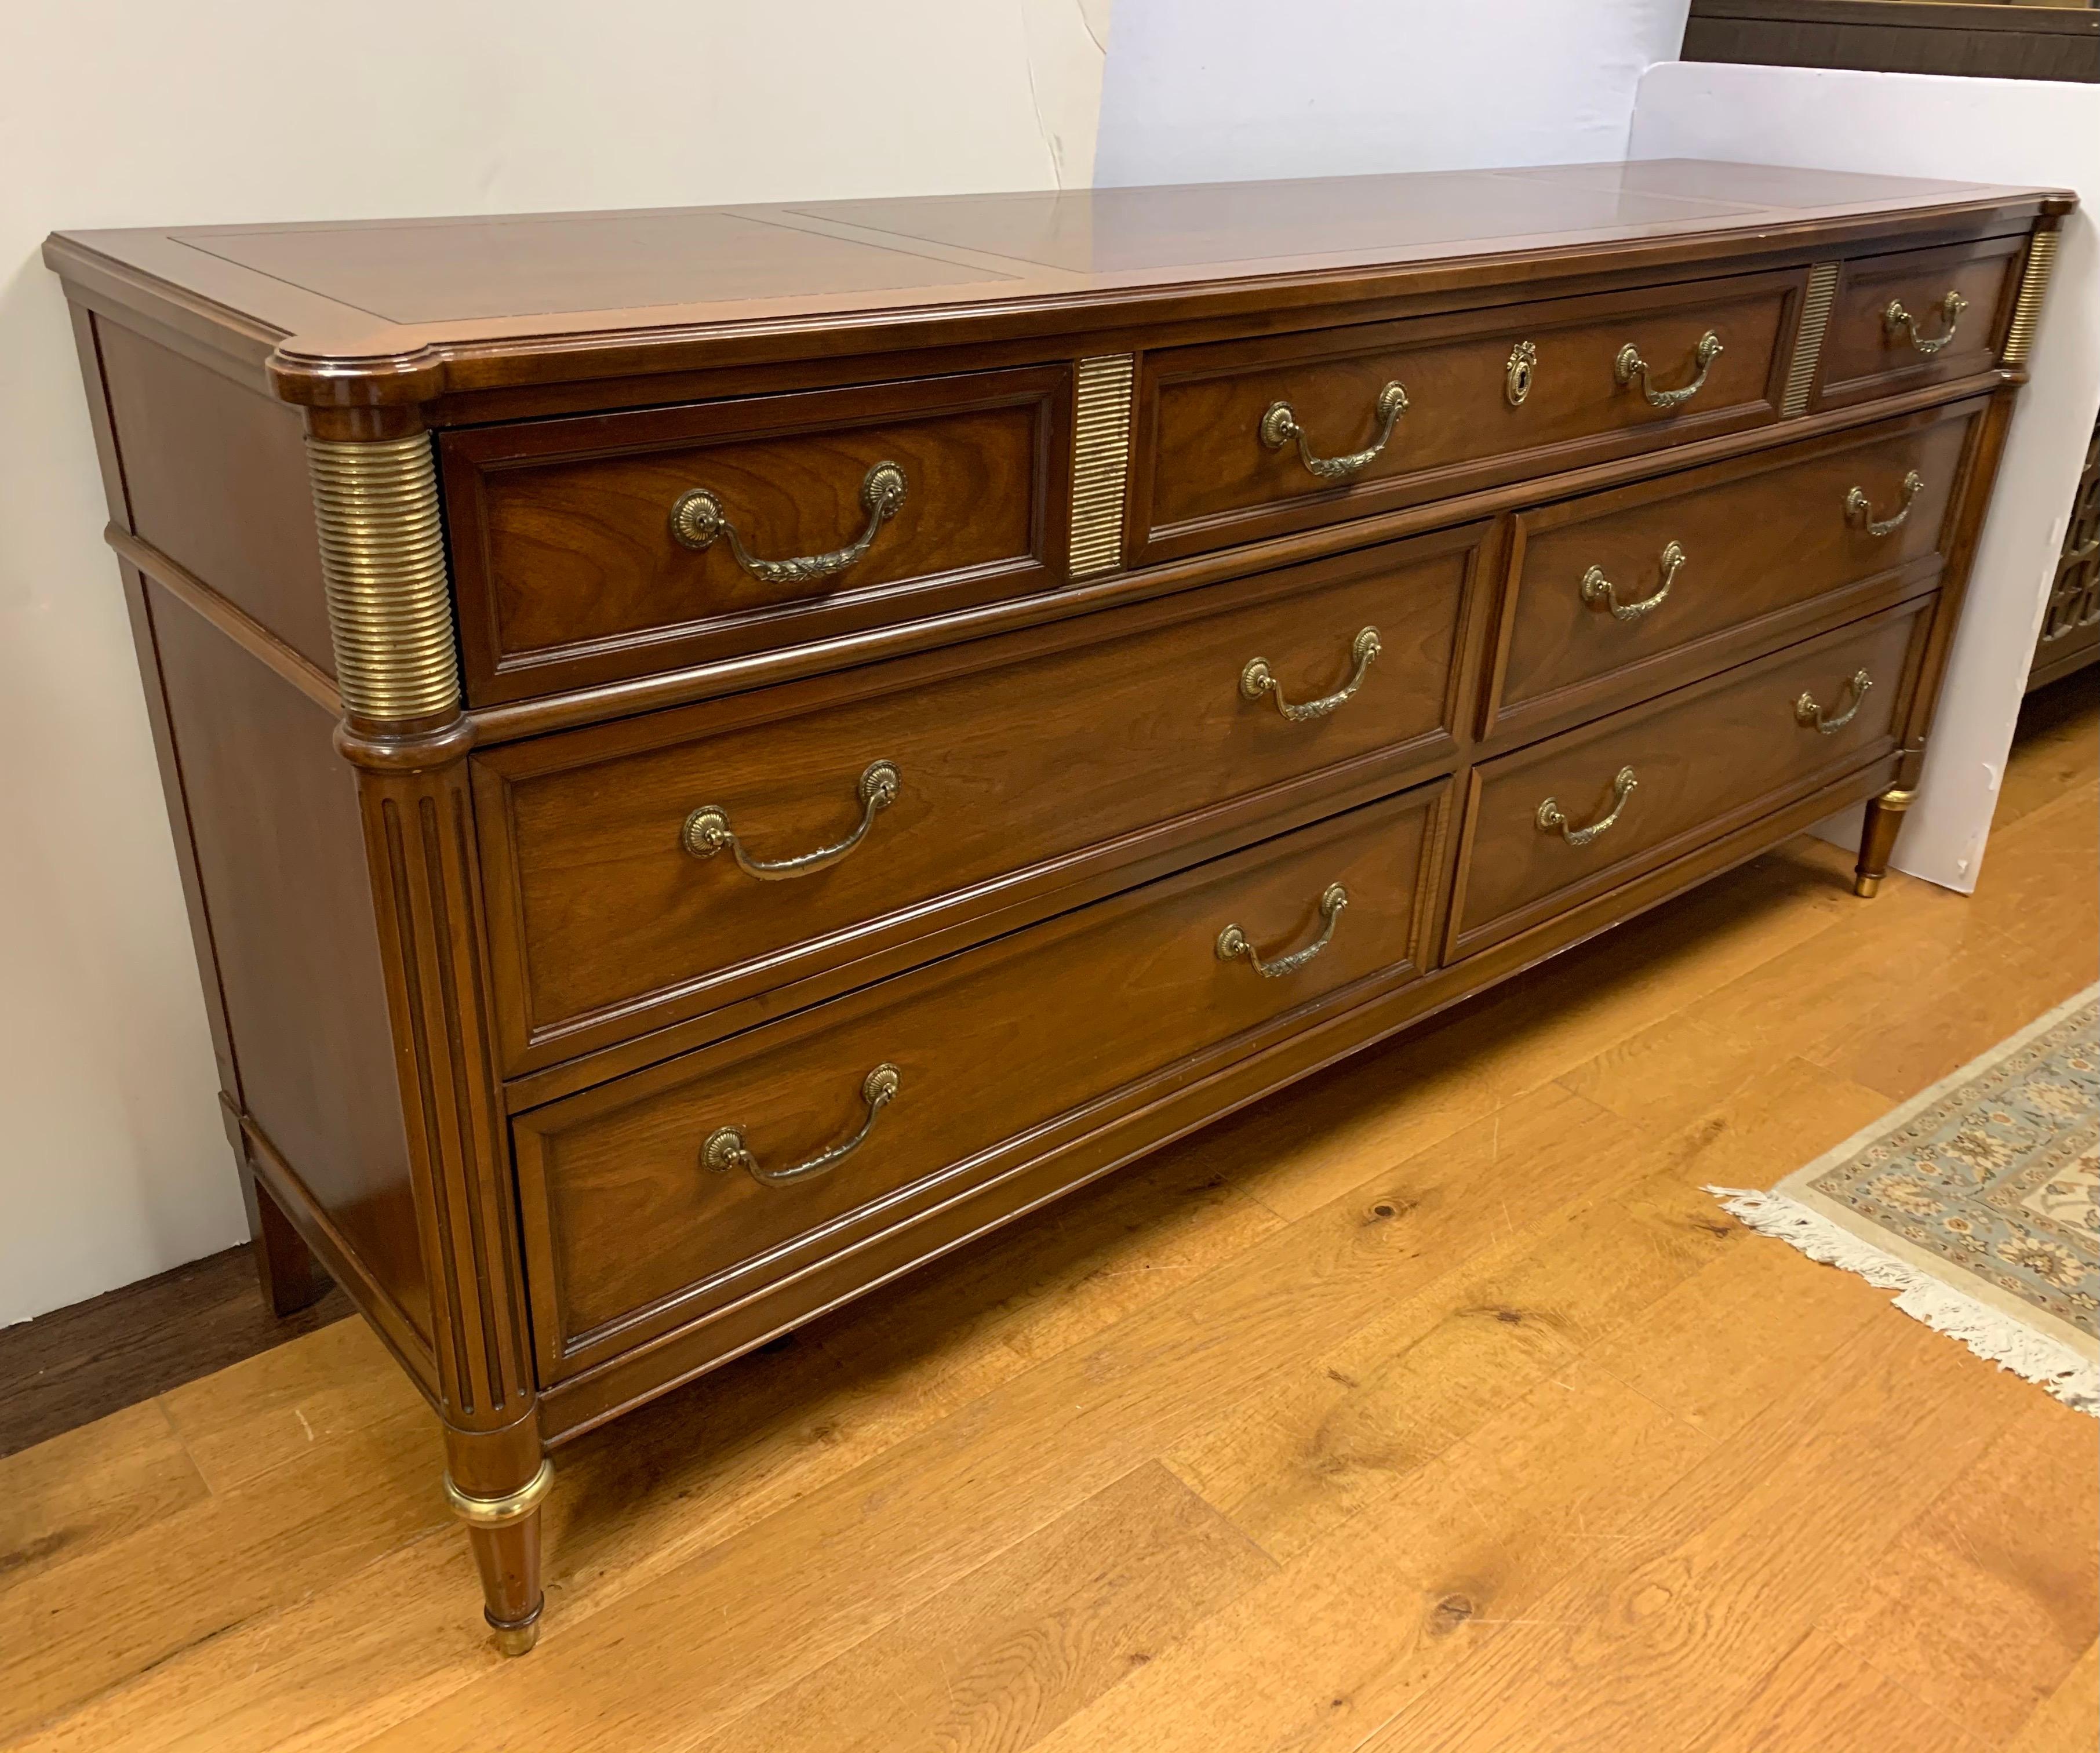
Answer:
445;1459;553;1528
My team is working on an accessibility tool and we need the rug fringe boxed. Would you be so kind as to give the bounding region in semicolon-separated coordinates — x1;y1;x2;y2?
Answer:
1706;1187;2099;1417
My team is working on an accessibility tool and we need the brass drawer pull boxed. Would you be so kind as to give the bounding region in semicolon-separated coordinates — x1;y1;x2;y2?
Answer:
704;1064;901;1187
1260;382;1409;481
669;460;907;585
1796;668;1872;735
1217;883;1348;979
1241;627;1381;721
1582;541;1686;622
1845;470;1924;538
1537;766;1637;848
1614;332;1723;410
683;759;899;880
1883;290;1967;356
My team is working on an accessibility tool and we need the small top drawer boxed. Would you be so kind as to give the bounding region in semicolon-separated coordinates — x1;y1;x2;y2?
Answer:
1131;268;1802;566
442;366;1068;703
1488;400;1982;740
1817;237;2024;410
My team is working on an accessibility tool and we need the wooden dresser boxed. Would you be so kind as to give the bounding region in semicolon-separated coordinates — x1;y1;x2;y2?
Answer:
46;160;2066;1653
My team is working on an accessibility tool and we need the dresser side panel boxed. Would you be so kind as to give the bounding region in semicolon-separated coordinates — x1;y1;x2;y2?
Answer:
97;320;336;676
148;590;432;1346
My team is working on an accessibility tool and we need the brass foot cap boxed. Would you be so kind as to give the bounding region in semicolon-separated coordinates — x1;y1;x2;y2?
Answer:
1854;874;1883;899
489;1617;540;1658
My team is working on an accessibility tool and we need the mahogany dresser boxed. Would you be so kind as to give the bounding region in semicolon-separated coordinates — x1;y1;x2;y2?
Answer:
46;159;2068;1653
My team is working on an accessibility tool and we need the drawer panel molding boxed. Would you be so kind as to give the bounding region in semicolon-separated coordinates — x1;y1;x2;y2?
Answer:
1484;401;1981;743
515;783;1452;1375
475;524;1490;1072
1132;267;1800;568
1452;597;1934;958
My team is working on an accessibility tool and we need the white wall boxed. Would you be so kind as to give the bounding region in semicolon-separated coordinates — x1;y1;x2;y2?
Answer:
0;0;1113;1326
1097;0;1692;186
1630;63;2100;892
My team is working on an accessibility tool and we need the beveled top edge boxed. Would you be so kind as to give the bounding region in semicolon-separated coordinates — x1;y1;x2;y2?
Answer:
43;159;2072;410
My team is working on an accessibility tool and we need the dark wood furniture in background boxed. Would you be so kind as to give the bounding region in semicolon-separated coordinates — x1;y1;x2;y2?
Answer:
2030;412;2100;686
46;159;2067;1653
1685;0;2100;82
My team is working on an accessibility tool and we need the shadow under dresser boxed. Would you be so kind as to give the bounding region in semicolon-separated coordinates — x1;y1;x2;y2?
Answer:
45;158;2069;1652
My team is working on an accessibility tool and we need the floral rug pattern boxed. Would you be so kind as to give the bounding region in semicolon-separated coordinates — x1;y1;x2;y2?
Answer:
1799;993;2098;1339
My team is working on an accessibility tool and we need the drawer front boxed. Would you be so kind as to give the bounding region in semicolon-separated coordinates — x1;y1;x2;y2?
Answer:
476;525;1486;1072
443;366;1068;702
1818;237;2023;410
515;783;1449;1373
1490;401;1981;738
1134;270;1801;565
1451;598;1931;958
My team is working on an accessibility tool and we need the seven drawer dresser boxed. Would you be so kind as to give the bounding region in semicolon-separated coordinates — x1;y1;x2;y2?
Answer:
46;159;2068;1653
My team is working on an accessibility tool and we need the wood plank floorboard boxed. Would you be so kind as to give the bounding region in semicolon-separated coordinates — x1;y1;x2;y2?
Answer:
2;686;2092;1752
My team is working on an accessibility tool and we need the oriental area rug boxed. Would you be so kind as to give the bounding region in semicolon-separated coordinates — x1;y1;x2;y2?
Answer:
1712;985;2099;1416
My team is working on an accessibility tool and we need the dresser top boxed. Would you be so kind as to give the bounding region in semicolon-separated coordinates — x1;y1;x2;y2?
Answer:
48;158;2066;409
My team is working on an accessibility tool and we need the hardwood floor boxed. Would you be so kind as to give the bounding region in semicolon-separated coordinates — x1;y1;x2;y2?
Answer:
0;1245;350;1462
3;679;2094;1753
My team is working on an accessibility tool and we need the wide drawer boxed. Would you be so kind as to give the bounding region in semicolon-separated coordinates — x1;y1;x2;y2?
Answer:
475;523;1487;1072
1450;597;1932;958
1131;267;1803;566
1817;236;2024;411
514;782;1450;1376
442;365;1069;702
1487;399;1982;739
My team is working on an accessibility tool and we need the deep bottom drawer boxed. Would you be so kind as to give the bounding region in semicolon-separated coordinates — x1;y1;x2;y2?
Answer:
1450;595;1932;957
516;780;1450;1378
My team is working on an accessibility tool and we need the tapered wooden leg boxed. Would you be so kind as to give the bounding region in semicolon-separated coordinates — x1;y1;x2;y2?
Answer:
1853;785;1916;898
251;1171;330;1317
445;1424;550;1656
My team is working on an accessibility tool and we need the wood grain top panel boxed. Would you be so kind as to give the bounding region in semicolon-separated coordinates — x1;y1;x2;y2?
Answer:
43;160;2066;408
180;209;1019;324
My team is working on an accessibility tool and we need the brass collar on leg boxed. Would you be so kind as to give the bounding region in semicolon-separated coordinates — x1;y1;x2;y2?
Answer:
1877;786;1919;813
444;1459;553;1527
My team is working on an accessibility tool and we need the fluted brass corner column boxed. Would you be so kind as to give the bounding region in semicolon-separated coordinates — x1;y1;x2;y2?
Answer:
307;419;549;1656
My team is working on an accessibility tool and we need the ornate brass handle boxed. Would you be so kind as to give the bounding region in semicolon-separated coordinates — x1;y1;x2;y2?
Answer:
1796;669;1872;735
1259;383;1409;481
1614;332;1723;410
1216;883;1348;979
683;759;899;880
704;1064;901;1187
1883;290;1968;356
1240;627;1381;721
1581;541;1686;623
1844;471;1924;539
669;461;907;585
1537;766;1638;848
